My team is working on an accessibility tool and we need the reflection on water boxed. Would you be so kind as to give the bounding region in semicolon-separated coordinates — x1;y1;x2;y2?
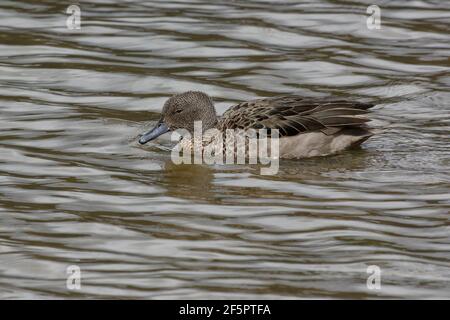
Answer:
0;0;449;299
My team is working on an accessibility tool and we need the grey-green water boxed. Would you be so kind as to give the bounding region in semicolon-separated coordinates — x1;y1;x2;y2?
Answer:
0;0;449;299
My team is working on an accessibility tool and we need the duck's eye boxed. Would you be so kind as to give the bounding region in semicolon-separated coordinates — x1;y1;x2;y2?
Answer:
174;109;183;114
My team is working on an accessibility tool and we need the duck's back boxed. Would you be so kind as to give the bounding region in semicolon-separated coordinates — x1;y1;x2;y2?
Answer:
218;95;375;158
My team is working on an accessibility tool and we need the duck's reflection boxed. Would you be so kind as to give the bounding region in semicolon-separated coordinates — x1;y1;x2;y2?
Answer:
161;159;216;201
157;143;374;201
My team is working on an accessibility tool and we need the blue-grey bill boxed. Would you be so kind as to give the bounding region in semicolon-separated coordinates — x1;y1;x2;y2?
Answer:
138;122;170;144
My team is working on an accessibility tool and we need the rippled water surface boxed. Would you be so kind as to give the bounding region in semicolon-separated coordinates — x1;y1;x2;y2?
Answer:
1;0;449;299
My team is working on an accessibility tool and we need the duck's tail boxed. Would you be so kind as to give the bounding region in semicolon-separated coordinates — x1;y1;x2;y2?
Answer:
338;126;375;149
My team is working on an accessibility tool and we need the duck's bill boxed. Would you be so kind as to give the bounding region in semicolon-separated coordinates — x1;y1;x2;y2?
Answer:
138;122;170;144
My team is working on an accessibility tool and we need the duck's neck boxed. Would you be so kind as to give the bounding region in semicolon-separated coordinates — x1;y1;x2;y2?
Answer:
199;112;219;132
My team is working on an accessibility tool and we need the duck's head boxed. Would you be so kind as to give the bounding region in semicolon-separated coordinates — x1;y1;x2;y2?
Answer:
138;91;218;145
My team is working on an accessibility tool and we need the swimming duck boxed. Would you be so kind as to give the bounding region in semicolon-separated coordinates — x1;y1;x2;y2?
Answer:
138;91;374;158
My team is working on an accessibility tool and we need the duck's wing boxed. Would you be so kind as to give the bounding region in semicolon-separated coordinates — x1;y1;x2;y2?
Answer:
218;95;374;137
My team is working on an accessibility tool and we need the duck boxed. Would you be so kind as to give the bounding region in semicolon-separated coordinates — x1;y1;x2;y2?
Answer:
138;91;375;159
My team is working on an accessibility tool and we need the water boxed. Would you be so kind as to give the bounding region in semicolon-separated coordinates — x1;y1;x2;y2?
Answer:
0;0;449;299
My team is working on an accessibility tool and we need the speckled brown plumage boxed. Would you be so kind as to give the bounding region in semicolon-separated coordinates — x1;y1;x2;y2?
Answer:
139;91;376;158
218;95;373;137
